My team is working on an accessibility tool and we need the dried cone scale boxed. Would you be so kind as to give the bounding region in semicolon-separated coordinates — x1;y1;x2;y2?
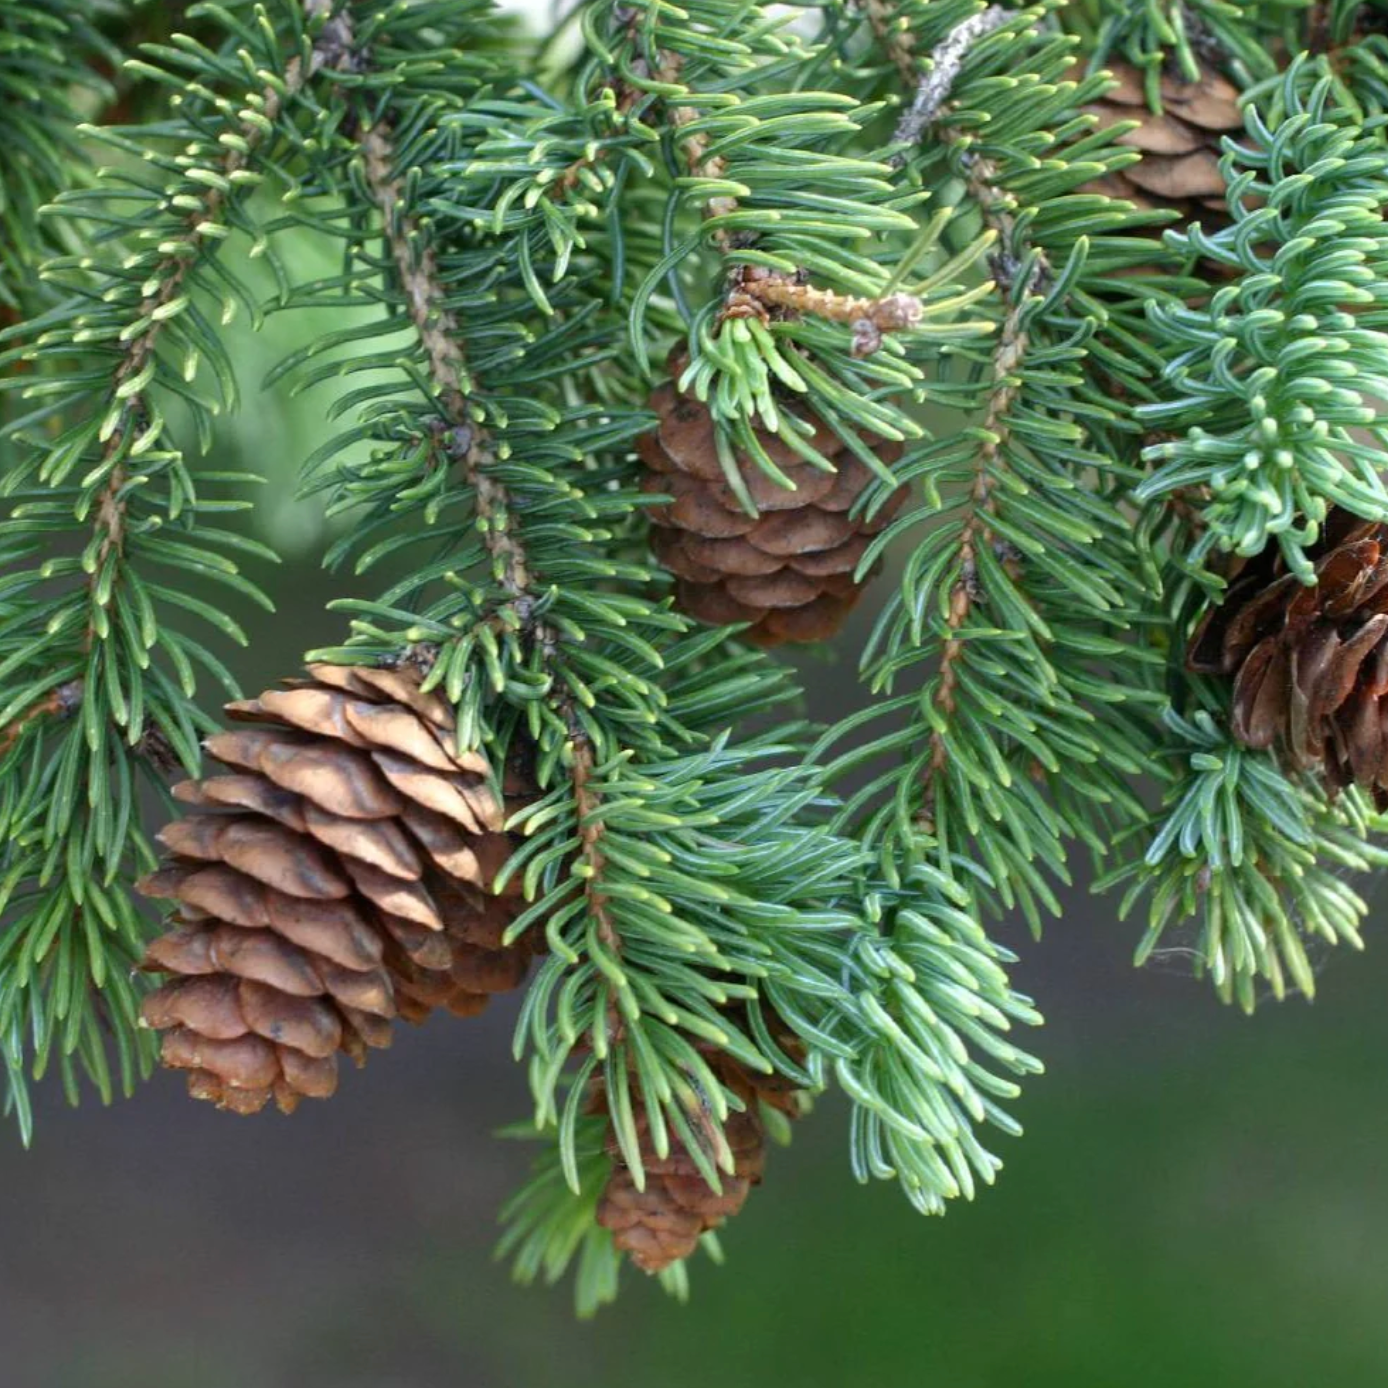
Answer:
594;1037;805;1273
1080;59;1243;224
1189;512;1388;807
137;664;533;1114
639;358;906;645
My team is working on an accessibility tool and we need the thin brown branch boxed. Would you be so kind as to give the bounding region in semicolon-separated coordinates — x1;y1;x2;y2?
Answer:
642;44;740;251
357;117;615;992
890;6;1008;158
0;680;84;759
85;54;308;632
552;74;648;197
920;260;1042;821
862;1;1052;822
861;0;917;85
359;123;533;598
725;269;924;355
571;735;618;948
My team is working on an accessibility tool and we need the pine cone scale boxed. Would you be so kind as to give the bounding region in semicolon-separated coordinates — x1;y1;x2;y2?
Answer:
1191;513;1388;804
640;353;904;645
1078;60;1242;221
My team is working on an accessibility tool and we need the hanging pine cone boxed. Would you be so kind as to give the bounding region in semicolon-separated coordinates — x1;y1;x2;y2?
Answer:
1188;511;1388;807
594;1033;805;1273
1080;60;1243;225
638;358;906;645
137;663;533;1115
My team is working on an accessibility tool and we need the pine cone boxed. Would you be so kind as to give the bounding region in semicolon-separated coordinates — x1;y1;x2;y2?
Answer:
594;1037;805;1273
638;363;906;646
1080;60;1243;225
1188;512;1388;806
137;663;533;1114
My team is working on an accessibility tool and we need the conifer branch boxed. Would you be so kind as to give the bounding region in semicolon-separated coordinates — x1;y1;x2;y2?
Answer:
920;265;1041;812
354;62;623;1044
13;0;1372;1309
358;123;533;599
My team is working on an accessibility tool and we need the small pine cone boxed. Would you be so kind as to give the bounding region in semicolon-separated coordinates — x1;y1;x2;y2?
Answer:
1079;60;1243;226
1188;511;1388;806
638;364;906;646
594;1037;805;1273
138;663;534;1115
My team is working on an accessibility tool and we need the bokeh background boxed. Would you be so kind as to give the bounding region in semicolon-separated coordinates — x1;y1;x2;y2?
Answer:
6;31;1388;1385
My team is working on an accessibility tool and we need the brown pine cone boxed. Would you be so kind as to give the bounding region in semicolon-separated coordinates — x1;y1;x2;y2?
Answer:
1188;512;1388;806
594;1037;805;1273
1080;60;1243;226
137;663;534;1115
638;364;906;646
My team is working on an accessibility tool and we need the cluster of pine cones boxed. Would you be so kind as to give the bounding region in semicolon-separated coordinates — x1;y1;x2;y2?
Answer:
134;56;1360;1277
136;661;797;1272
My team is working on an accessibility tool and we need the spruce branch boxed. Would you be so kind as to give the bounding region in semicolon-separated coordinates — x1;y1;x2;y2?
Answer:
0;1;358;1136
0;0;117;315
1099;705;1388;1010
919;261;1043;819
358;121;534;601
356;108;613;983
825;2;1167;938
1135;67;1388;581
12;0;1376;1308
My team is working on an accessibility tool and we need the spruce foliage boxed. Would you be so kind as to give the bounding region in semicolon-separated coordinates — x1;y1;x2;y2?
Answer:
2;0;1386;1312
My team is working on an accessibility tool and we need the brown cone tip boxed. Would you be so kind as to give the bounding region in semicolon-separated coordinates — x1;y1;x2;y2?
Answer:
639;355;906;646
1188;510;1388;807
594;1027;806;1273
1076;59;1243;226
137;663;537;1115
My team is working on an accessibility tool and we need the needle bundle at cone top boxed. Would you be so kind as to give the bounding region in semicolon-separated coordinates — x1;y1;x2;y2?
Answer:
639;360;907;645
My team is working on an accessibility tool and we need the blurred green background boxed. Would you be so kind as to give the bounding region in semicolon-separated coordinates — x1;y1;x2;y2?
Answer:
4;115;1388;1388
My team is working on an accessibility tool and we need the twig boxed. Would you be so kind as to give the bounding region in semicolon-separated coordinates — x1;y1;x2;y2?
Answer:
357;112;615;1010
552;74;648;197
83;54;309;640
0;680;84;759
861;0;918;85
360;125;533;598
646;44;740;251
571;734;618;950
724;270;924;356
862;0;1056;823
920;260;1044;820
890;6;1009;160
